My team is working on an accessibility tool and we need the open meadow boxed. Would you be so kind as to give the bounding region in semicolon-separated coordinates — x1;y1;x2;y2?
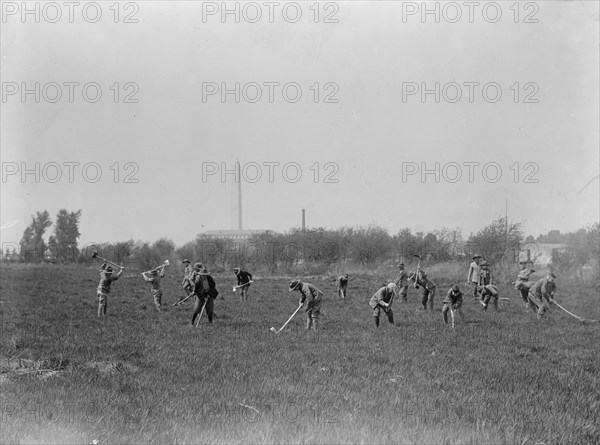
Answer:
1;263;599;444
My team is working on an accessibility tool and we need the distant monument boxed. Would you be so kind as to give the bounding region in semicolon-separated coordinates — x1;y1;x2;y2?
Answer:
198;160;271;241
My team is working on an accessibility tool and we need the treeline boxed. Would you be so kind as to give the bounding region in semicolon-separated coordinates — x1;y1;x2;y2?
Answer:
6;210;599;280
169;217;527;273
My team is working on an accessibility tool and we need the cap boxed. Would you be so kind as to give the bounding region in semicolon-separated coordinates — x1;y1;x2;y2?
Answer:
233;267;240;273
548;272;557;279
387;283;398;291
182;259;191;264
193;262;203;271
480;261;489;267
452;284;459;292
289;280;301;291
473;254;482;259
398;263;405;268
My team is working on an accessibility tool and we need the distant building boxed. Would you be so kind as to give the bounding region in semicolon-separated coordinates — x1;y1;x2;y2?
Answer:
197;229;271;242
519;243;566;264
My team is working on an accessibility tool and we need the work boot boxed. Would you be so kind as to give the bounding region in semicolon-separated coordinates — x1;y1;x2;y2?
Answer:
374;316;380;327
388;315;394;325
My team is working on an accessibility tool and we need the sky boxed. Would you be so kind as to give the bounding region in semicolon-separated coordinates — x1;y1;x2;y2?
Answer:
1;0;599;249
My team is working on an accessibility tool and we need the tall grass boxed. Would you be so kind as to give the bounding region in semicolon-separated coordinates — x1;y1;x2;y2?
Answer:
1;264;598;444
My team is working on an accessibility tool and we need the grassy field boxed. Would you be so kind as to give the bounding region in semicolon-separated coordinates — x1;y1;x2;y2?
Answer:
1;263;599;444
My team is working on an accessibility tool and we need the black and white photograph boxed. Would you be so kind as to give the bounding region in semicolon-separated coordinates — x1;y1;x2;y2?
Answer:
1;1;599;443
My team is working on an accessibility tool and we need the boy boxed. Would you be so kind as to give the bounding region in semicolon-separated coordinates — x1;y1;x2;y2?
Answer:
182;259;193;294
442;285;465;327
369;283;397;327
289;279;323;330
142;268;165;311
394;263;409;303
192;264;219;325
479;261;493;285
514;261;535;309
467;254;482;299
410;269;437;311
96;263;123;318
233;267;253;302
479;284;499;311
337;274;349;300
528;273;557;319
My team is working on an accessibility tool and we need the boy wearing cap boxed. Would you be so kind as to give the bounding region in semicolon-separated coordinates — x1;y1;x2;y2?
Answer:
289;279;323;330
394;263;409;302
233;267;253;302
369;283;397;327
528;273;557;319
410;270;437;311
337;274;349;300
96;263;123;318
142;268;165;311
468;255;482;299
442;285;465;327
514;261;535;309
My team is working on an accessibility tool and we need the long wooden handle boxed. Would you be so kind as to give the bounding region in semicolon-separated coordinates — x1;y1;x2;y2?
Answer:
278;304;303;332
553;301;585;321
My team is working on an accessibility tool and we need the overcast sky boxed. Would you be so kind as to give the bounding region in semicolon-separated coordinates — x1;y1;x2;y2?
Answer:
1;1;599;248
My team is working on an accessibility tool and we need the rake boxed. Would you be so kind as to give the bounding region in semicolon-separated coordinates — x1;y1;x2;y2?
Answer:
91;250;123;270
553;301;598;325
270;303;303;334
141;260;170;275
233;280;255;292
173;292;195;307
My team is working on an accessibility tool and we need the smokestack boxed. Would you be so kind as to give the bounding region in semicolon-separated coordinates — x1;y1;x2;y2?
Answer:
231;160;243;230
302;208;305;231
238;161;242;230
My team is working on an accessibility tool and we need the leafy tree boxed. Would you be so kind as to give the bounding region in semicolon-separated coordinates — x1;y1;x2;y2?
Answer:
466;217;523;265
19;211;52;262
433;227;464;261
350;224;392;265
53;209;82;263
536;229;564;244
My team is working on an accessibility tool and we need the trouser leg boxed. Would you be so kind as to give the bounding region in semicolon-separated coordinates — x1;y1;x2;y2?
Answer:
385;307;394;324
422;290;429;310
153;289;162;311
206;297;214;323
428;289;435;311
98;293;107;318
191;296;202;325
